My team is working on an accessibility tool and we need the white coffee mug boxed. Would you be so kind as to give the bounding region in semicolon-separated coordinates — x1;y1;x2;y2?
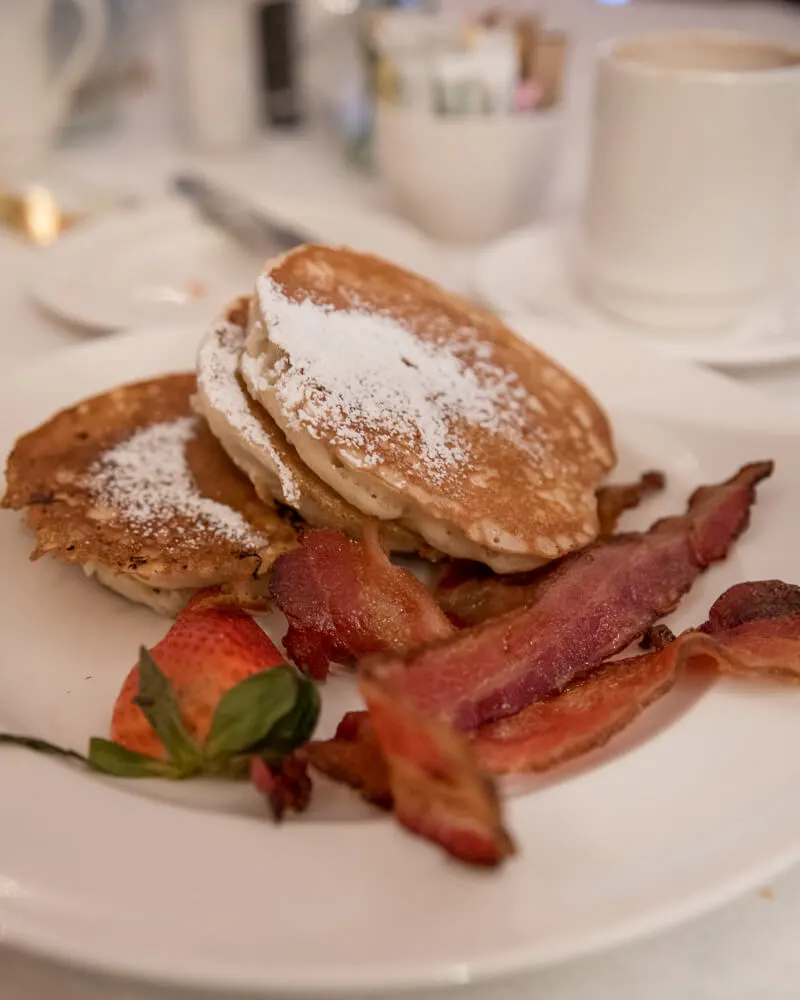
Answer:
580;32;800;332
0;0;106;182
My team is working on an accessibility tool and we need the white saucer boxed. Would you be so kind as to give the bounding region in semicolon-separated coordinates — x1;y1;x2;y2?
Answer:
30;196;464;334
475;223;800;370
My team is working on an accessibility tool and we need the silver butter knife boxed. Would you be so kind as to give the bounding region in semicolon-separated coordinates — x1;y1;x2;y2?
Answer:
172;173;308;258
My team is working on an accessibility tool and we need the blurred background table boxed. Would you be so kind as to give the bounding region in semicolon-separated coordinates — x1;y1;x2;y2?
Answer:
2;1;800;997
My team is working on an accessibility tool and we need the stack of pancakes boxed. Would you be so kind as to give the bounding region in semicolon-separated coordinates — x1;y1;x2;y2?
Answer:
3;245;615;614
196;246;614;572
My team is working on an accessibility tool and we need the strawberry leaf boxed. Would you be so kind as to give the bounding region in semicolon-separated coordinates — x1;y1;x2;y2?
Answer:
205;664;301;761
133;647;202;772
257;675;320;757
88;739;185;778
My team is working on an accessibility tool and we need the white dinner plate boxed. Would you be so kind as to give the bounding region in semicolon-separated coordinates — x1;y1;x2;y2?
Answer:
1;318;799;995
29;197;463;334
475;223;800;370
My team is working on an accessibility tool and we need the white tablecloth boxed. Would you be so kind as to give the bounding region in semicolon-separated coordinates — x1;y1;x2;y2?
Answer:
2;2;800;997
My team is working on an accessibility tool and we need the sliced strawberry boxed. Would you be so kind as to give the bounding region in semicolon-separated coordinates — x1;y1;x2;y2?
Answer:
111;589;285;759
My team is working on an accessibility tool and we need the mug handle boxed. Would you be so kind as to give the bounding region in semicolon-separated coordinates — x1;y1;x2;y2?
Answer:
48;0;107;119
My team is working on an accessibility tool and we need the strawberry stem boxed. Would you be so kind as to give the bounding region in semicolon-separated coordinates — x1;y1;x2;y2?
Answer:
0;733;88;764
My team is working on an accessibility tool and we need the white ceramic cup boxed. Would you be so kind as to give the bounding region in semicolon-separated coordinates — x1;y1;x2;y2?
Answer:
0;0;106;184
579;32;800;332
374;101;560;244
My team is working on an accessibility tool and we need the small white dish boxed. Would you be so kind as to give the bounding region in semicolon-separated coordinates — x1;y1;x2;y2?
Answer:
29;201;258;333
374;102;561;244
30;195;465;334
475;222;800;369
1;318;800;994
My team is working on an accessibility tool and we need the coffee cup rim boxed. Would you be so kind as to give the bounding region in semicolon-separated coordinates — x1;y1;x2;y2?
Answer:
599;30;800;82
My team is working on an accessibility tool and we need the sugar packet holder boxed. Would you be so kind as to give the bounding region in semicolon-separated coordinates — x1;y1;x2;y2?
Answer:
376;27;567;117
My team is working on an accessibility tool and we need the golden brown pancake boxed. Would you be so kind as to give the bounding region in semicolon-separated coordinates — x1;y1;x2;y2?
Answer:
195;297;431;556
242;245;616;573
2;374;298;614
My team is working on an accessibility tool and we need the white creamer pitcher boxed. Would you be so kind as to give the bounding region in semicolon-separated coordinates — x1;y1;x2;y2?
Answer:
0;0;106;182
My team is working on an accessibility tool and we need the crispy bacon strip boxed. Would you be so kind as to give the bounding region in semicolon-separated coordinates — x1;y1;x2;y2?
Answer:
312;581;800;813
640;623;676;651
472;647;678;774
250;755;313;821
313;650;674;795
474;580;800;773
303;711;392;808
359;670;515;868
433;560;550;629
374;462;773;730
269;528;454;679
701;579;800;634
596;470;666;537
695;580;800;682
436;472;666;627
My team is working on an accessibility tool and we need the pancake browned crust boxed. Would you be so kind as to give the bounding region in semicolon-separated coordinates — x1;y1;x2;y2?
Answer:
2;374;298;613
242;245;616;573
195;297;432;557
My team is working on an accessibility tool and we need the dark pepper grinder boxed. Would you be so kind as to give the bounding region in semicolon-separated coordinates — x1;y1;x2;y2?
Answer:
258;0;303;128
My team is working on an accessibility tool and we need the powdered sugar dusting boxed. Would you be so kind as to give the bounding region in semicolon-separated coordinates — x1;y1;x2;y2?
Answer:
89;416;264;546
248;277;539;484
197;320;301;505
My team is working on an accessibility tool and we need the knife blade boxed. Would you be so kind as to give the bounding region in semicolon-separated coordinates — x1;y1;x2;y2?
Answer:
172;173;308;258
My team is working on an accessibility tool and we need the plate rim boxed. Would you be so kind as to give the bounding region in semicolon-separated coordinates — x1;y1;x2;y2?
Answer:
1;321;799;995
3;830;798;997
28;200;246;335
28;196;463;336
